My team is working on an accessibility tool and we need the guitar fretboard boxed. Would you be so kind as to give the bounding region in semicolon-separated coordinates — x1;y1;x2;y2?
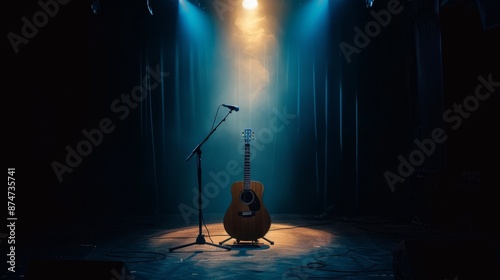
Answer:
244;142;250;190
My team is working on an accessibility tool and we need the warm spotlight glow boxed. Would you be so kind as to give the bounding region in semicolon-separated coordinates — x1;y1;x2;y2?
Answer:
242;0;258;10
151;222;335;255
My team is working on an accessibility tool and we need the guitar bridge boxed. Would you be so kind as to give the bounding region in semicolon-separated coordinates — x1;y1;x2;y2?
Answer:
238;211;255;217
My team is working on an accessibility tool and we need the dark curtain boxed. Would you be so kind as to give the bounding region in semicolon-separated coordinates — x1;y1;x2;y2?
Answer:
83;0;349;224
9;0;456;230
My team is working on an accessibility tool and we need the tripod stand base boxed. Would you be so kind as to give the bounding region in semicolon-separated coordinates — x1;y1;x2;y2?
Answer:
169;234;231;252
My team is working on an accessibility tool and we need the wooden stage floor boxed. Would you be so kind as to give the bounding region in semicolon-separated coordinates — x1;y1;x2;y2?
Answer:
6;213;500;280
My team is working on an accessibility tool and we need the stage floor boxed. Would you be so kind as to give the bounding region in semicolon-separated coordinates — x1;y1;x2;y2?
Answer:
8;213;500;279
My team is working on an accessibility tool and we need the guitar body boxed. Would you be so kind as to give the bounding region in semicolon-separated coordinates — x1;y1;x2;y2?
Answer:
223;180;271;241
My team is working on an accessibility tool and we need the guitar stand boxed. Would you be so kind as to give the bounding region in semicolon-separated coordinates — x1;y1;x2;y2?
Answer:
219;236;274;246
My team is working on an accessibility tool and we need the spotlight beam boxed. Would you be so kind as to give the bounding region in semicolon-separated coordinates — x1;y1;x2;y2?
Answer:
242;0;258;10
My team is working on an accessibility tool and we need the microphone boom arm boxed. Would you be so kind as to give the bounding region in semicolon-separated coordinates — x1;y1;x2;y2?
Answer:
186;110;233;162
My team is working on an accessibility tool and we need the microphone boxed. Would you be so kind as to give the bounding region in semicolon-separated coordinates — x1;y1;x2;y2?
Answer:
222;104;240;112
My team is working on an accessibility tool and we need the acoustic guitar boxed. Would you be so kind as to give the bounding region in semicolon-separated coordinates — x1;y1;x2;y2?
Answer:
223;128;271;242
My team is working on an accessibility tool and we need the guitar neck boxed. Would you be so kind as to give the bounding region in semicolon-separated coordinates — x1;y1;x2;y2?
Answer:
244;142;251;190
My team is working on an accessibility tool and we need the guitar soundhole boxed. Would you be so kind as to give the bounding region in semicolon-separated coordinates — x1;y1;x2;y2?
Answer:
240;190;255;205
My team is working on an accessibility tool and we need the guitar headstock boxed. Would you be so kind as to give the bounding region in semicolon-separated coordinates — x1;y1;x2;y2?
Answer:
242;128;254;143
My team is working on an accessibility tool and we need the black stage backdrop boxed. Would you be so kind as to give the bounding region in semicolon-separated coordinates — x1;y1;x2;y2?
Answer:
5;0;499;234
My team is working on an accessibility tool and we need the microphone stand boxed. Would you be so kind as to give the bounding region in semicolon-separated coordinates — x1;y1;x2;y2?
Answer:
169;109;234;252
